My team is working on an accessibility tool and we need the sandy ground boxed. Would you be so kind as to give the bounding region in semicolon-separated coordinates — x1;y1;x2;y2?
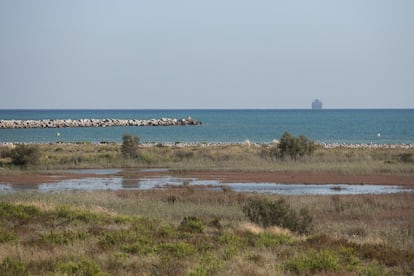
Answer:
1;170;414;187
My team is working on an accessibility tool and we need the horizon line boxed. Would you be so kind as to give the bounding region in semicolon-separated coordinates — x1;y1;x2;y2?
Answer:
0;107;413;111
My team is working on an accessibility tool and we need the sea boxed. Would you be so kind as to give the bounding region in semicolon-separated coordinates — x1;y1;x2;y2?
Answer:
0;109;413;145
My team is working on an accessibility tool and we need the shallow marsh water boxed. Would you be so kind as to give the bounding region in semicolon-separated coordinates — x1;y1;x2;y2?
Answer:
0;169;412;195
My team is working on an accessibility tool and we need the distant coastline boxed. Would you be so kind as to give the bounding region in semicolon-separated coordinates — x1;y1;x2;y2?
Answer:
1;141;413;149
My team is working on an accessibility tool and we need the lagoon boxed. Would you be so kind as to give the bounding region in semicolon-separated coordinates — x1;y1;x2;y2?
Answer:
0;174;411;195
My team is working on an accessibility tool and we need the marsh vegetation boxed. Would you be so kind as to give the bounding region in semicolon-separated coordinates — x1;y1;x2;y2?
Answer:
0;135;413;274
1;141;413;176
0;188;413;275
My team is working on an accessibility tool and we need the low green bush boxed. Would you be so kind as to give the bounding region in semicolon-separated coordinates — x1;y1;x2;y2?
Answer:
278;132;315;160
178;216;205;233
243;198;313;234
284;249;339;273
9;144;41;167
189;254;222;276
99;229;133;247
0;257;28;276
55;259;108;276
398;153;413;163
158;241;196;257
0;202;40;220
219;233;242;261
39;230;88;246
55;205;104;224
248;232;292;248
0;146;11;158
0;230;17;243
122;237;156;256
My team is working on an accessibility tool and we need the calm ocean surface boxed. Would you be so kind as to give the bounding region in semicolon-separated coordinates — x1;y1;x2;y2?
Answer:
0;109;413;144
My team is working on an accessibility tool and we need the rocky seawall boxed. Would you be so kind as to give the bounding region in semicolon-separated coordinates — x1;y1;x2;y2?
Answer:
0;117;202;129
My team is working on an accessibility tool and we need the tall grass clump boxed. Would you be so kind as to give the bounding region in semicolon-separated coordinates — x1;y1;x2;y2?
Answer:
243;197;313;234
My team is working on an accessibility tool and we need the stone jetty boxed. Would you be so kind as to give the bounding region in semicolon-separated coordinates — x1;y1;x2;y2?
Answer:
0;117;202;129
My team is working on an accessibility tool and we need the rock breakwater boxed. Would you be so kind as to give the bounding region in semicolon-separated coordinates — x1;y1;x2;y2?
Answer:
0;117;202;129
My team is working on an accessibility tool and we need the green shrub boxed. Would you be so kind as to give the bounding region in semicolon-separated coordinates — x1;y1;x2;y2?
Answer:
189;254;222;276
243;198;313;234
121;134;140;159
39;230;88;246
55;205;103;224
0;202;40;220
122;237;156;256
55;259;108;276
278;132;315;160
0;257;28;276
173;149;194;160
0;230;17;243
0;146;11;158
9;144;41;167
99;229;133;247
219;233;242;260
246;253;265;265
398;153;413;163
178;216;205;233
260;145;279;160
284;249;339;273
158;242;196;257
249;232;291;248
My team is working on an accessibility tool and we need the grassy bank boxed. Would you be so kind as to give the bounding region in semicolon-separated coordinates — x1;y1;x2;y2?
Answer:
0;188;413;275
1;142;414;175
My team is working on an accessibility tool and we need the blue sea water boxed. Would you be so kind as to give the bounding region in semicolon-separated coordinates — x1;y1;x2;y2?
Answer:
0;109;413;144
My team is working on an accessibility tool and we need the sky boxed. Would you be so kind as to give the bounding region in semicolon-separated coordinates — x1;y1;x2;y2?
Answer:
0;0;413;109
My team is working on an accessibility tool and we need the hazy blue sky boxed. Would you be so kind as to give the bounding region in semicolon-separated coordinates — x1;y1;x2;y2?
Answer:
1;1;413;109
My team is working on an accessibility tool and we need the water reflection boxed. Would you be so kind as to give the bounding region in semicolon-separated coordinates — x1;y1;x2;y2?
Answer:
121;178;140;189
226;183;411;195
69;169;122;175
39;178;123;192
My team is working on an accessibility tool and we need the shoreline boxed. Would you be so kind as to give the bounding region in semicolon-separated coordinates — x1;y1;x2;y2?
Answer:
1;141;414;149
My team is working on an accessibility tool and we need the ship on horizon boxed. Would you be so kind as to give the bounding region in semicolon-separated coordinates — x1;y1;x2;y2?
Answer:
312;99;323;109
